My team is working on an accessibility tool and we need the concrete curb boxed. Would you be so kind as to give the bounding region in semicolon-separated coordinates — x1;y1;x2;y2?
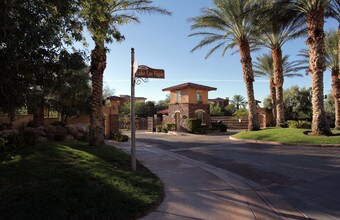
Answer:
229;136;340;147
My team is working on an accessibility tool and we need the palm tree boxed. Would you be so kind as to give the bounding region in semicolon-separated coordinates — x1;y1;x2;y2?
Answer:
325;30;340;129
80;0;170;145
254;53;304;124
328;0;339;56
299;30;339;129
230;95;247;110
256;3;306;127
283;0;332;135
189;0;260;131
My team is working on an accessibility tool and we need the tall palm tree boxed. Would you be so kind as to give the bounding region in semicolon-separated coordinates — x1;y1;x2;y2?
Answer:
325;30;340;129
328;0;339;58
284;0;332;135
189;0;261;131
80;0;170;145
254;53;304;124
256;3;306;127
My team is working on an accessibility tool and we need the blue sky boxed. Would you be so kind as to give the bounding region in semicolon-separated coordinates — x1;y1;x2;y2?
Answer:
92;0;338;105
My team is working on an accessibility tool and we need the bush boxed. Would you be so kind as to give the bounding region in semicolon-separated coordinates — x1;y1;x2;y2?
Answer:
51;121;66;127
26;120;37;128
211;121;228;132
288;120;311;129
54;134;66;141
22;130;39;146
6;133;26;149
186;118;202;133
0;123;7;131
194;127;206;134
0;131;39;153
0;137;8;152
164;123;176;132
112;131;129;142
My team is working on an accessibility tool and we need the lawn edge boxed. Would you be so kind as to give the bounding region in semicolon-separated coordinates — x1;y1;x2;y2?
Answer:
229;136;340;147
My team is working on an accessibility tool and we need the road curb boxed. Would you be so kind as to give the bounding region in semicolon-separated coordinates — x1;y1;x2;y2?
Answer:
229;136;340;147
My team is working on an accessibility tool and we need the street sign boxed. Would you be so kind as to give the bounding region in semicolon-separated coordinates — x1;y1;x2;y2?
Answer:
133;60;139;75
135;65;165;79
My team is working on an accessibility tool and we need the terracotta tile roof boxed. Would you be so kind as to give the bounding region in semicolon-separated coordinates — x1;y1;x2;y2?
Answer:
162;82;217;92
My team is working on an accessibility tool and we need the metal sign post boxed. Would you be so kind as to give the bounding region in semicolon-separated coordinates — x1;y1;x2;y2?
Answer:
130;48;137;171
130;48;165;171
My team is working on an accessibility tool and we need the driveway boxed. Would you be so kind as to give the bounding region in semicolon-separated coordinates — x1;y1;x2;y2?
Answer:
132;130;340;219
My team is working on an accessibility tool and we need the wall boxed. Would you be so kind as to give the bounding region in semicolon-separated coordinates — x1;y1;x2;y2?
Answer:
169;88;209;104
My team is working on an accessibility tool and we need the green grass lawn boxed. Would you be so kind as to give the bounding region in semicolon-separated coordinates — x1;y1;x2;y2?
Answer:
233;128;340;145
0;141;163;219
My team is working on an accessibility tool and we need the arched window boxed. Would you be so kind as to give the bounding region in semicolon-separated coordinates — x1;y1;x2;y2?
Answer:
195;109;205;124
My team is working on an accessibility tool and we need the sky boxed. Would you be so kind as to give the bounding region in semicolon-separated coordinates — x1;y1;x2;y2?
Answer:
86;0;338;106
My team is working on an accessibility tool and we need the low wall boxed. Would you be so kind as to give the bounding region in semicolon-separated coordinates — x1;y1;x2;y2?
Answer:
0;115;59;129
211;116;249;130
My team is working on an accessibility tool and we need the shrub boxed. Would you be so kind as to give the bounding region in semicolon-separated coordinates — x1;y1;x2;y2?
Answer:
0;123;7;131
6;133;26;149
26;120;37;128
112;131;129;142
164;123;176;132
51;121;66;127
186;118;202;133
54;134;66;141
194;127;206;134
211;121;228;132
22;130;39;146
0;137;8;152
232;109;248;118
288;120;311;129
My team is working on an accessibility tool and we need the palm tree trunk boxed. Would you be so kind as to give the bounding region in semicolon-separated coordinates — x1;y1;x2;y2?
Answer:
89;42;106;145
332;69;340;129
337;24;340;129
238;39;260;131
33;98;45;127
306;11;331;135
270;79;276;126
272;48;285;127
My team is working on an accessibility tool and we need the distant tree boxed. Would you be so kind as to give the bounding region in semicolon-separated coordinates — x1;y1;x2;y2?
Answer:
210;103;223;116
155;95;170;112
233;109;248;118
283;86;312;121
224;104;237;116
230;95;247;110
103;83;116;99
135;101;156;118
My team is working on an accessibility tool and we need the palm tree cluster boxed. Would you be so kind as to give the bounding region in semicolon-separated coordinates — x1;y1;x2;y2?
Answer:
189;0;340;135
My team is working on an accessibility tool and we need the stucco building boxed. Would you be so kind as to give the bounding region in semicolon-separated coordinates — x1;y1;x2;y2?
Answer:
162;82;217;131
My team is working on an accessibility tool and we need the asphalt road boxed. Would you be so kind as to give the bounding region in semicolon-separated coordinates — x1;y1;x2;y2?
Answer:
132;130;340;219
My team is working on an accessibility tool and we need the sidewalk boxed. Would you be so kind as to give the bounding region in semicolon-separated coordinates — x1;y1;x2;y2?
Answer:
106;140;306;220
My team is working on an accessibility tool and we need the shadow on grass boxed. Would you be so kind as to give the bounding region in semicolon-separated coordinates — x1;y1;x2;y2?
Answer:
0;141;163;220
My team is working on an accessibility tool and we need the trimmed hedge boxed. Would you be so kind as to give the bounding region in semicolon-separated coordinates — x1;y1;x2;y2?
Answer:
186;118;202;133
112;131;129;142
287;120;311;129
